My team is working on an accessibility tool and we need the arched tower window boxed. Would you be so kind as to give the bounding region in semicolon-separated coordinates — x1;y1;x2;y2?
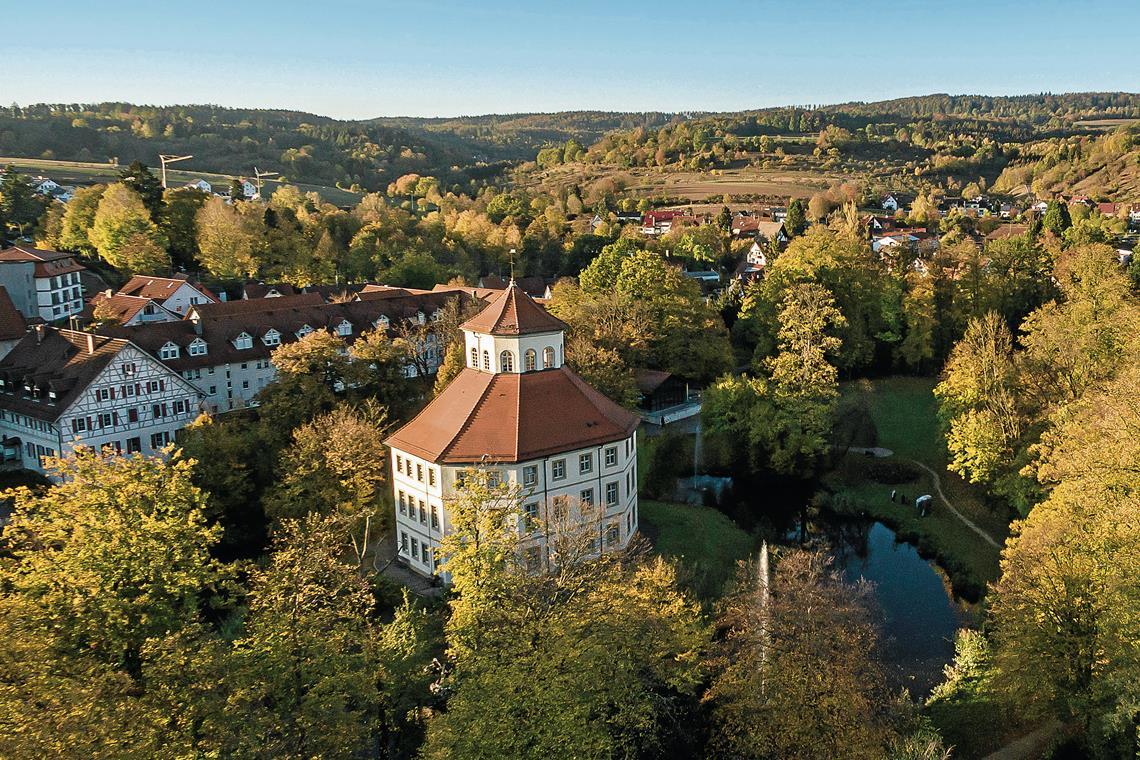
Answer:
524;349;537;372
543;346;555;369
482;350;490;371
470;347;478;368
499;351;514;372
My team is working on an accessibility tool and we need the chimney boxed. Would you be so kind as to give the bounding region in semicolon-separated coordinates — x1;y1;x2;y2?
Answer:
86;332;95;355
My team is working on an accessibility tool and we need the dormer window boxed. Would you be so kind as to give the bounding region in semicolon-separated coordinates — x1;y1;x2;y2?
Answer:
375;315;390;330
431;309;442;322
543;346;555;369
336;319;352;337
416;311;426;324
524;349;537;372
159;342;180;360
263;329;281;346
499;350;514;372
188;338;207;356
234;332;253;350
295;325;314;339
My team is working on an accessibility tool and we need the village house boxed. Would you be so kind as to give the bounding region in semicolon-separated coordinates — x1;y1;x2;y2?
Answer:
386;284;640;579
116;274;219;316
0;246;86;322
640;209;687;236
83;292;181;326
0;327;202;475
184;179;213;193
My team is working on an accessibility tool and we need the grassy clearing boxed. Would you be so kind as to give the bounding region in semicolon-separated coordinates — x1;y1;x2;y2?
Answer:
0;156;363;207
638;499;755;602
827;377;1008;599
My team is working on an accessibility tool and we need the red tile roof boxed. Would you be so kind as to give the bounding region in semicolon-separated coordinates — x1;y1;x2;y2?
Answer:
0;287;27;342
459;284;567;337
118;274;218;303
0;246;86;277
83;293;159;324
386;366;639;464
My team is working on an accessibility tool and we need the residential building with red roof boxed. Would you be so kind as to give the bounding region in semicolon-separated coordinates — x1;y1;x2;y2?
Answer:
0;246;86;322
99;286;486;412
116;274;219;316
82;292;181;326
386;283;640;579
0;327;202;475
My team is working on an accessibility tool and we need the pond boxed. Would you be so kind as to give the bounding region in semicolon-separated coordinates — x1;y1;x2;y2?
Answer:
833;521;975;697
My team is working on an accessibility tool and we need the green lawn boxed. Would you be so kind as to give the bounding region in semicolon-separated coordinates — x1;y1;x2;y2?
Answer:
639;499;756;601
0;156;363;207
830;377;1009;599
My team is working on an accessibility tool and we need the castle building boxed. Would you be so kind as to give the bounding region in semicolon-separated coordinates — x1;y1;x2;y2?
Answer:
386;284;640;578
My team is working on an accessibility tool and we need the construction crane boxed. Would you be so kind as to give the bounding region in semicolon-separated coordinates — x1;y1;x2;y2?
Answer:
158;154;193;189
253;167;279;197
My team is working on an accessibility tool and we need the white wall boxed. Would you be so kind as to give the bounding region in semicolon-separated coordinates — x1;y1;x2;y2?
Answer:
391;431;639;580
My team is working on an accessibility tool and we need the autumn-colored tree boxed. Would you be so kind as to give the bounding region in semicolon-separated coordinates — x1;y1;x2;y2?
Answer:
425;468;709;759
0;450;230;670
89;183;169;274
706;550;900;760
57;183;106;254
989;364;1140;756
263;402;390;525
195;195;264;278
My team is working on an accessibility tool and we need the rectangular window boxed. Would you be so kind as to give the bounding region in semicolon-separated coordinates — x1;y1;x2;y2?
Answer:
606;482;619;506
73;417;87;432
524;502;538;531
126;437;141;454
552;459;566;481
580;488;594;506
398;491;407;516
98;412;113;428
552;495;569;521
416;463;423;482
429;468;436;487
128;408;139;423
418;500;427;525
522;465;537;486
487;470;501;488
605;446;617;467
401;532;409;553
396;455;403;474
606;523;620;547
421;544;430;564
411;537;419;560
431;504;440;530
579;453;593;475
152;404;165;419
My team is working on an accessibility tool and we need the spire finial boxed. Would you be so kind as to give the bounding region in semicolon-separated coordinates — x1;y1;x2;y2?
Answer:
508;248;516;286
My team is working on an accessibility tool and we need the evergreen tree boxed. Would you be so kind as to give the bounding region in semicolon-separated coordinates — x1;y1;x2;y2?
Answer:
118;161;164;220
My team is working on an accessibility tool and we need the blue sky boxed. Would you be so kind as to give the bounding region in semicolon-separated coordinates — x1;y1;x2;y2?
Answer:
4;1;1138;119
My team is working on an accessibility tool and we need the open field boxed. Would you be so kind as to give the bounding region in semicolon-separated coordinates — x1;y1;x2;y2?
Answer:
1073;117;1140;130
0;156;364;207
631;167;841;200
639;499;756;601
827;377;1009;599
